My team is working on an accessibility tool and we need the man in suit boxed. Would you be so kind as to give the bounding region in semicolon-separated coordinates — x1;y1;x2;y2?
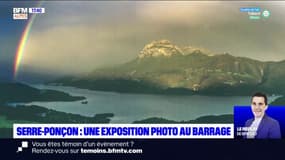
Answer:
245;92;281;139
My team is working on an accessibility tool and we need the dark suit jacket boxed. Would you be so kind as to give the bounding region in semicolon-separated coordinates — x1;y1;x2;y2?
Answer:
245;114;281;139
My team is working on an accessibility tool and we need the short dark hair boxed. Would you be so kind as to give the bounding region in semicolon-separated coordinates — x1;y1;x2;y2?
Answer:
251;92;268;105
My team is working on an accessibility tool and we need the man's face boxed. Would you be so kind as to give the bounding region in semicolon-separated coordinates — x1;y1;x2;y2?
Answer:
251;96;268;118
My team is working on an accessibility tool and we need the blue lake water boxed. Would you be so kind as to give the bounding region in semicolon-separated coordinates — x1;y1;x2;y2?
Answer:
26;84;279;123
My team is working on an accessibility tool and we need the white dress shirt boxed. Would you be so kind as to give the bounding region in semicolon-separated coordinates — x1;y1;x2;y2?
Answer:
247;116;263;139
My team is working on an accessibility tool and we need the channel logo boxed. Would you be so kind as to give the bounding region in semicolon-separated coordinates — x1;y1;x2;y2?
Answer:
13;8;28;20
13;7;45;20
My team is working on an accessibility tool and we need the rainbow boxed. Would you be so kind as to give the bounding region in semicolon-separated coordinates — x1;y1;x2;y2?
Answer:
13;2;43;80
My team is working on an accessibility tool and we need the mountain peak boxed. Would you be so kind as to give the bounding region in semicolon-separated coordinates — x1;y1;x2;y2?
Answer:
138;40;215;58
138;40;183;58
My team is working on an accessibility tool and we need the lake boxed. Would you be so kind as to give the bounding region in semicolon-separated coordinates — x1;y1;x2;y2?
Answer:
26;84;279;123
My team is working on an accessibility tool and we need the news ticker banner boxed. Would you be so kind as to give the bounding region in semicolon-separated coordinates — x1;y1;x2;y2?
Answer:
14;124;234;139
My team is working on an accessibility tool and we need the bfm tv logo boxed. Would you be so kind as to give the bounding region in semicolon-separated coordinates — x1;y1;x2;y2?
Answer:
13;8;28;20
13;8;45;20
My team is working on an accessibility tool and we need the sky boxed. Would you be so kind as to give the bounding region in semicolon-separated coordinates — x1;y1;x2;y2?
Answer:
1;1;285;82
